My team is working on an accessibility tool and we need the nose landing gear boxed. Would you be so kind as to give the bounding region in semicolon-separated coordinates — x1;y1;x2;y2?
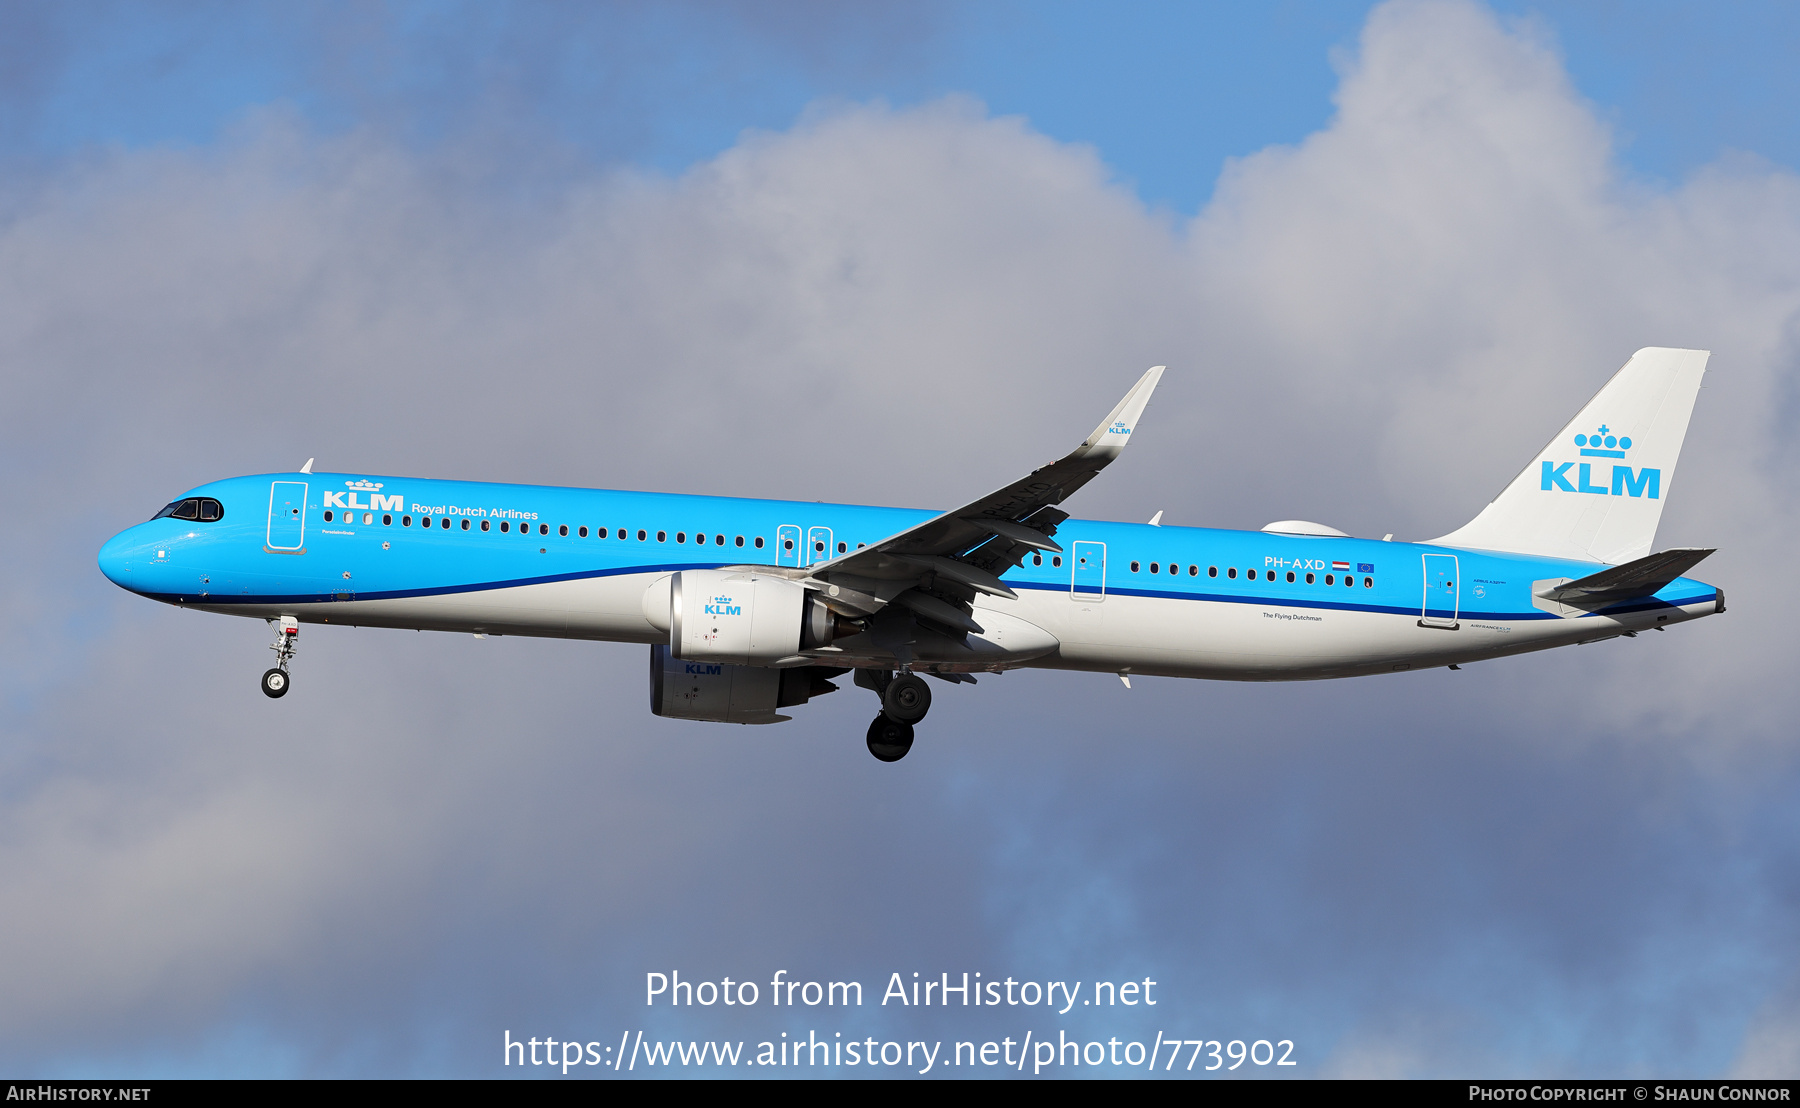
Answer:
262;616;298;699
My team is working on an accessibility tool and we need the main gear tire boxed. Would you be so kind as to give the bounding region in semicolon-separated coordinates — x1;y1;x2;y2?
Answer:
866;715;914;762
881;673;931;723
261;668;290;699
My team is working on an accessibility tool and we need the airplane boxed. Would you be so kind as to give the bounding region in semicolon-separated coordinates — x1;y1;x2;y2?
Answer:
97;348;1721;761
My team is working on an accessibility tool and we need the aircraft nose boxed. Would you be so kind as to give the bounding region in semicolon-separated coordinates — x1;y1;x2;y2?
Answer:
98;526;149;591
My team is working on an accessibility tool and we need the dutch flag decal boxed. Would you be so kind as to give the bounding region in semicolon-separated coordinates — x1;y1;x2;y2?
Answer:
1332;561;1350;571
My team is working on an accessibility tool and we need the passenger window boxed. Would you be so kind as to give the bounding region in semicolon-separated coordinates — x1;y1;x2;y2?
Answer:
1286;571;1295;583
676;532;686;543
383;514;392;526
1150;563;1159;574
402;515;411;527
717;535;725;546
1033;554;1042;566
1052;556;1061;567
637;530;646;541
461;519;470;530
1248;569;1258;580
1227;567;1237;579
1208;566;1218;577
755;536;765;549
577;526;586;537
1188;565;1197;576
1130;561;1140;572
837;542;846;553
1361;577;1370;588
783;539;793;551
657;531;667;542
323;510;335;522
735;536;744;547
695;533;705;545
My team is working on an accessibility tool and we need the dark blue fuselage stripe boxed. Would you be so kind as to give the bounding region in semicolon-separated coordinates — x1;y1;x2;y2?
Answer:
150;561;1711;623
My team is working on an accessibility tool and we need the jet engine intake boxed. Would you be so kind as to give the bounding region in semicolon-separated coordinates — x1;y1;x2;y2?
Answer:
654;569;854;662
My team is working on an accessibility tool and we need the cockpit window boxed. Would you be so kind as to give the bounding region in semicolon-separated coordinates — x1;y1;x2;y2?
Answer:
153;497;224;523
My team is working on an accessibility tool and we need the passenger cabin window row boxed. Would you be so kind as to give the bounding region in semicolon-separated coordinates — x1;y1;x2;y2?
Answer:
1119;559;1375;588
316;506;792;549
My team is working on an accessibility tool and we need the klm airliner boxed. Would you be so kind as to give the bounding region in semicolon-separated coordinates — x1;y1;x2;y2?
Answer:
98;349;1721;761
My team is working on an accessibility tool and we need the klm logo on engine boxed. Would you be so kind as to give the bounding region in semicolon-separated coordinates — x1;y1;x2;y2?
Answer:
703;594;742;617
323;479;403;512
1541;425;1660;499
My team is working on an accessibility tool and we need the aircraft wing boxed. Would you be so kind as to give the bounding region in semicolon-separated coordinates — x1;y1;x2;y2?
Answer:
799;366;1164;629
1535;547;1715;610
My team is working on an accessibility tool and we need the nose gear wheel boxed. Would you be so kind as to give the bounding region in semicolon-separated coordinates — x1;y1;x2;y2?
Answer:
263;617;298;698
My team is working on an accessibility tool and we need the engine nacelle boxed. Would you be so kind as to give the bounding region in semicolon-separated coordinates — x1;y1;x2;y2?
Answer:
643;570;847;663
648;645;839;725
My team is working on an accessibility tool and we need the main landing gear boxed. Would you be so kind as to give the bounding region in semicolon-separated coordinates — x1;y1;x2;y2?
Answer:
857;670;933;762
262;616;298;699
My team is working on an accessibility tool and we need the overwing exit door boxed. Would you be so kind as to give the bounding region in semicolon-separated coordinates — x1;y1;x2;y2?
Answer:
1420;553;1460;629
806;526;833;566
776;524;802;568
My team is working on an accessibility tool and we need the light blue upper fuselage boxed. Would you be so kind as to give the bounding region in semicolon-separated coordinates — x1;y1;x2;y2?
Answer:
98;470;1718;631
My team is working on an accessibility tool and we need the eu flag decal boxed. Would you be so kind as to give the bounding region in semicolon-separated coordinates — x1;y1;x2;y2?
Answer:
1357;563;1374;573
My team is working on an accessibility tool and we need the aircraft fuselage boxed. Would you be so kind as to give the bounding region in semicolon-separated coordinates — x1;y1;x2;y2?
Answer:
98;471;1722;683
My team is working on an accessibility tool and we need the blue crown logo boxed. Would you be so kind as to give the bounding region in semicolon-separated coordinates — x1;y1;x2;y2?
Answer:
1573;425;1631;458
345;479;385;490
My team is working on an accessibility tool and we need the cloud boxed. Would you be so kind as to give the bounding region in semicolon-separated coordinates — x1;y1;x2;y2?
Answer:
0;0;1796;1076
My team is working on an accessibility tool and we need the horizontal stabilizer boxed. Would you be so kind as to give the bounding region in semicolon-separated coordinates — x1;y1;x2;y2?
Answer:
1534;547;1714;612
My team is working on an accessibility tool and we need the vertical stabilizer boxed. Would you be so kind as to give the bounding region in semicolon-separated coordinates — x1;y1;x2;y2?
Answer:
1431;348;1710;564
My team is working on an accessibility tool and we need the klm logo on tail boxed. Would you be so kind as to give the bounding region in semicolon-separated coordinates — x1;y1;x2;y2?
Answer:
1541;425;1660;499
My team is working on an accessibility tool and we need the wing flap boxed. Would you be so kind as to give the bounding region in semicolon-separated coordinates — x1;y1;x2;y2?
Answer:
793;366;1164;659
810;366;1163;584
